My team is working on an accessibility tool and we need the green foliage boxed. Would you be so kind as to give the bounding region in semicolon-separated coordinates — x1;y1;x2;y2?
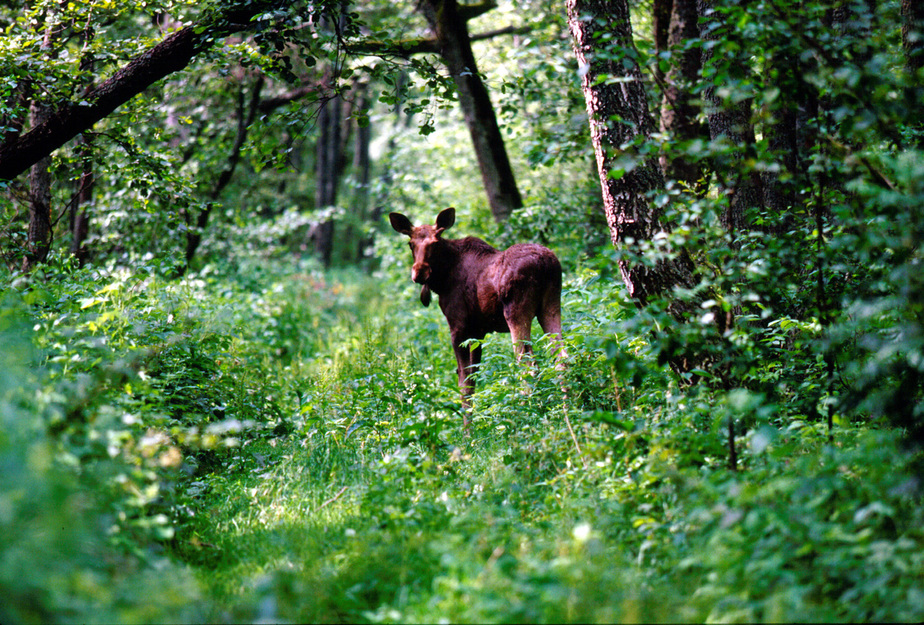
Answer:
677;430;924;622
3;0;924;622
5;230;924;622
0;288;204;624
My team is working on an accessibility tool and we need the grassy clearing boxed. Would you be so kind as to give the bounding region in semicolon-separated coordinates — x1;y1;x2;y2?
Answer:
4;256;923;623
159;262;923;623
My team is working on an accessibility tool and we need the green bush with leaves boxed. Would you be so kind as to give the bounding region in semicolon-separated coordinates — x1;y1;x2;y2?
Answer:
3;0;924;622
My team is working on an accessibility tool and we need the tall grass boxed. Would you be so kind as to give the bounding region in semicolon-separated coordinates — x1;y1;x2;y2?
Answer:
4;251;923;622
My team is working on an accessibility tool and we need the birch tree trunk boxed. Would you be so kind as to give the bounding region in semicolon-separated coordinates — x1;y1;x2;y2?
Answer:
566;0;698;318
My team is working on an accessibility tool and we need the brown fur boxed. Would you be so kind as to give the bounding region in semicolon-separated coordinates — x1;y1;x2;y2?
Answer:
390;207;564;425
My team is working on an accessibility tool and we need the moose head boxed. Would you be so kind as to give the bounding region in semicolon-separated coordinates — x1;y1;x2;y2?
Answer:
389;207;457;307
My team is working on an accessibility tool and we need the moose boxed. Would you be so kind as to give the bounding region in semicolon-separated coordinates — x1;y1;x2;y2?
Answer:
389;207;564;424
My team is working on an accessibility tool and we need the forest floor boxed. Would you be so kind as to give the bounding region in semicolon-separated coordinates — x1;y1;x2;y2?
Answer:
4;259;923;623
162;264;923;623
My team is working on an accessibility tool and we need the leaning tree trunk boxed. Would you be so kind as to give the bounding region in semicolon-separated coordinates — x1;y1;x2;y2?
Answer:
416;0;522;222
567;0;698;316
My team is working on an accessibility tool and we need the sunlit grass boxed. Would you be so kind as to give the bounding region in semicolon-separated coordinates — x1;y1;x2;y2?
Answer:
7;250;924;623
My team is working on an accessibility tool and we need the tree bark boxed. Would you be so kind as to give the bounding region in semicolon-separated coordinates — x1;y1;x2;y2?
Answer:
567;0;699;317
0;1;285;183
698;0;763;234
351;82;373;262
656;0;706;187
70;24;97;266
25;100;53;271
416;0;523;222
22;13;62;271
182;75;265;273
903;0;924;73
902;0;924;144
761;39;816;235
652;0;672;68
70;133;94;266
311;88;343;267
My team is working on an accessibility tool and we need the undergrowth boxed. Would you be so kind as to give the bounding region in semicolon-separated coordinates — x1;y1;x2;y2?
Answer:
2;251;923;623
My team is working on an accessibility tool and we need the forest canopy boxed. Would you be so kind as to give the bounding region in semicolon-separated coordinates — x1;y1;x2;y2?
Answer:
2;0;924;622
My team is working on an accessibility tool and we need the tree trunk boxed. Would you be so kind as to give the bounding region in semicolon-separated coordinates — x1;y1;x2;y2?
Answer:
698;0;763;234
656;0;706;187
70;133;93;265
69;25;97;267
351;82;373;262
652;0;672;87
182;75;264;273
0;1;287;183
24;103;53;271
416;0;522;222
307;4;349;267
902;0;924;144
22;15;61;271
761;34;818;236
311;89;343;267
903;0;924;73
567;0;699;318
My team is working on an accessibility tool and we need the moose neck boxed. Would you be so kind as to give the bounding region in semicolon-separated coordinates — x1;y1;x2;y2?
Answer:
423;238;462;295
426;236;499;298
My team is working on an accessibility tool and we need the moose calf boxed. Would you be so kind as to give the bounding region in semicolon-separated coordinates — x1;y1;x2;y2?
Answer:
389;207;563;425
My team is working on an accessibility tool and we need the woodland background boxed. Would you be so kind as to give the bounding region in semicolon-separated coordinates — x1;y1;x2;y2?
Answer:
2;0;924;622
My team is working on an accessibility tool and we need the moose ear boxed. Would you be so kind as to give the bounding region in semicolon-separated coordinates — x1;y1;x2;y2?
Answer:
435;207;455;231
389;212;413;235
420;284;432;307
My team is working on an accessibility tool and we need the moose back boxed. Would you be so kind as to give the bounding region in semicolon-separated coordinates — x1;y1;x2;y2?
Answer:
389;207;563;422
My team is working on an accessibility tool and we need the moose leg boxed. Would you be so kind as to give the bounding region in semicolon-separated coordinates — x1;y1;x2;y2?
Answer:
510;322;533;360
504;304;535;361
538;290;566;365
454;342;483;395
469;342;482;388
501;305;538;399
452;336;481;427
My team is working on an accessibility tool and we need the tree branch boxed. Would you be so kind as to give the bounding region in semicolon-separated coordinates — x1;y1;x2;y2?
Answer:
346;37;439;57
0;26;204;182
458;1;497;22
0;1;288;182
346;24;530;58
258;84;321;113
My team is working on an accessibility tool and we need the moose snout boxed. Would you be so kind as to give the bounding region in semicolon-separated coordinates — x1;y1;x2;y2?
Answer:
412;263;430;284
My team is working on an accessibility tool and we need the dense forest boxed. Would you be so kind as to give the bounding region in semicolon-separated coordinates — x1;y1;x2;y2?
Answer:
2;0;924;621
